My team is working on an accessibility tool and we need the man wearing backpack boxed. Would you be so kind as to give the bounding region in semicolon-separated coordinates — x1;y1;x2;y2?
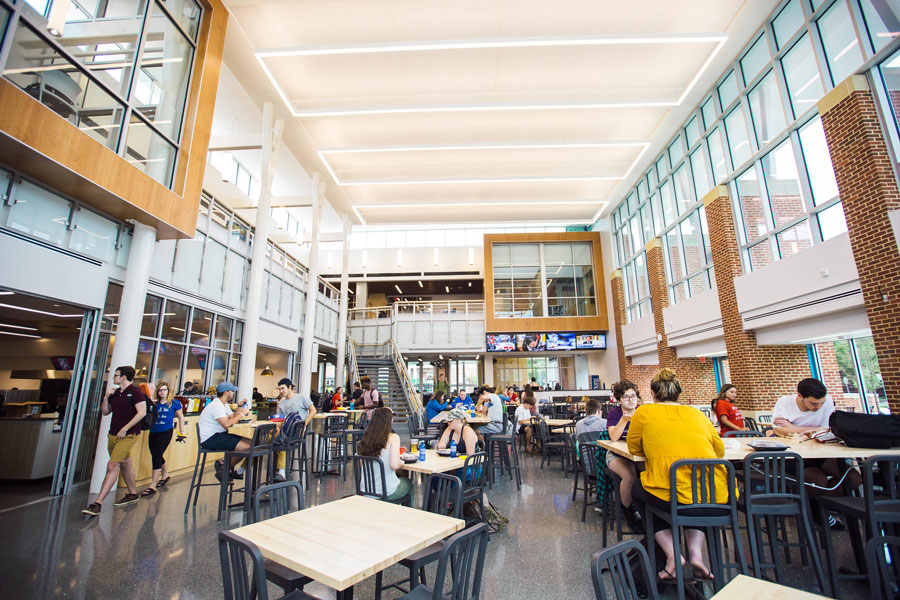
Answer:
360;375;382;417
82;365;148;517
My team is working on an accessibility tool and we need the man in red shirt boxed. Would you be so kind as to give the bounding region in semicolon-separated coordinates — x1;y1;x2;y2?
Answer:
82;365;148;517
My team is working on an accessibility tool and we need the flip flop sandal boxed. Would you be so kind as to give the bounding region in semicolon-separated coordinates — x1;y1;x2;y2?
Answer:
657;569;679;584
691;565;714;582
157;477;171;487
140;488;157;496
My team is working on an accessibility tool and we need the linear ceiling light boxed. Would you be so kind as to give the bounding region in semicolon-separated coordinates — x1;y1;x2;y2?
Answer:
0;303;82;318
318;141;649;155
395;284;403;294
0;322;39;331
0;330;41;339
256;34;727;118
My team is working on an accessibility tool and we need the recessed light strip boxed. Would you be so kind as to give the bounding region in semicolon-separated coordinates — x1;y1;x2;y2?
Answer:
0;330;41;339
0;303;82;318
318;141;651;155
0;323;39;331
340;174;622;187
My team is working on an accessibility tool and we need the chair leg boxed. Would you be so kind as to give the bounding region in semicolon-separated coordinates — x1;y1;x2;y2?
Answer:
747;512;764;579
184;456;200;514
799;508;829;596
671;525;686;600
766;515;786;584
571;468;580;501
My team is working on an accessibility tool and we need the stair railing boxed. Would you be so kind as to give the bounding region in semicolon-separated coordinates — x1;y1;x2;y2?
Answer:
348;338;360;391
389;337;423;417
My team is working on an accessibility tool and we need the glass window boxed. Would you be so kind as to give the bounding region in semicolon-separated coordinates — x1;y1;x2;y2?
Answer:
647;166;658;189
708;128;729;183
747;239;776;270
659;180;677;226
650;192;664;234
161;300;190;341
640;204;653;243
210;350;229;386
668;136;684;165
736;168;768;243
8;179;71;245
159;0;203;41
511;243;539;263
629;215;642;249
699;206;712;264
666;228;686;283
680;211;705;275
573;242;592;264
701;97;716;130
725;107;752;167
817;201;849;240
859;0;900;53
185;346;208;390
124;116;177;186
762;140;807;227
673;165;693;215
782;34;826;118
773;0;805;48
718;71;739;109
626;192;637;213
68;208;119;262
201;239;226;300
544;243;573;265
776;220;813;258
748;72;787;146
818;1;865;85
232;321;243;353
190;308;212;345
685;117;701;148
656;154;668;179
741;34;771;84
799;117;839;205
141;295;162;338
690;148;711;198
854;336;889;413
214;315;232;349
135;339;155;385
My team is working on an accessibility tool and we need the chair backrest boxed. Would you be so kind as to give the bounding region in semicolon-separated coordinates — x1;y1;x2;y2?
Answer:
352;454;388;501
422;473;463;518
723;430;764;438
284;418;305;442
581;442;602;478
757;413;773;424
252;423;277;447
866;456;900;527
668;458;737;513
536;419;551;441
462;452;488;490
325;413;349;433
410;411;421;431
591;539;659;600
742;451;805;504
357;411;369;430
428;523;490;600
743;416;760;432
866;535;900;600
253;480;304;523
577;430;604;445
218;530;270;600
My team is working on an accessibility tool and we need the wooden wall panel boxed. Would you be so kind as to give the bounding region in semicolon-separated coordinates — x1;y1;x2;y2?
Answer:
483;231;609;333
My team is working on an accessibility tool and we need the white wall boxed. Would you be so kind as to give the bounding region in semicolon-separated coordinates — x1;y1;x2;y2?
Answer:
346;246;483;276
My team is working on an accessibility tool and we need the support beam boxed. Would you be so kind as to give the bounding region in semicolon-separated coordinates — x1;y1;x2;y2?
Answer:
231;194;314;211
237;102;284;402
334;214;352;391
299;173;323;396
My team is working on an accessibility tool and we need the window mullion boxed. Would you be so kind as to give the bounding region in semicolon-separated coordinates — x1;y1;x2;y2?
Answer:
538;243;548;317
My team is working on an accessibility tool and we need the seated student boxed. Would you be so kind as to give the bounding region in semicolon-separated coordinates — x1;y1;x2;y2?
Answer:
357;407;412;504
475;386;504;437
713;384;745;436
606;380;643;531
773;378;862;527
506;386;518;403
514;396;539;454
436;407;480;455
425;390;449;423
450;388;473;410
575;398;607;438
628;369;723;584
197;382;251;482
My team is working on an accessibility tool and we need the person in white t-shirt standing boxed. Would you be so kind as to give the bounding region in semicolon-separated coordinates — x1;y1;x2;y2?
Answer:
772;378;862;527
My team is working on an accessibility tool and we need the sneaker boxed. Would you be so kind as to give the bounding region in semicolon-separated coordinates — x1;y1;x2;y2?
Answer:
231;470;244;480
214;460;224;482
113;493;139;507
624;505;645;534
82;502;102;517
827;514;845;530
273;473;286;483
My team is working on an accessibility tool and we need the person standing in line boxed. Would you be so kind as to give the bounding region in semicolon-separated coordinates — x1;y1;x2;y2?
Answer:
141;380;185;496
713;384;745;436
82;366;148;517
434;372;450;397
360;375;382;417
252;387;264;404
351;381;363;404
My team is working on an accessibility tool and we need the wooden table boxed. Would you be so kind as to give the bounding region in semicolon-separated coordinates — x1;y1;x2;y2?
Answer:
710;574;828;599
229;495;464;599
596;436;900;463
400;449;466;475
228;419;281;439
430;412;492;425
543;418;575;428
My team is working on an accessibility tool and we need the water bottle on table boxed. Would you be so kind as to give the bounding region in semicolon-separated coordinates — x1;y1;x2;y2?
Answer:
450;438;457;458
418;441;426;461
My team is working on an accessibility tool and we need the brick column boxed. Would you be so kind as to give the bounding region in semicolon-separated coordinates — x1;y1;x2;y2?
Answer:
609;270;629;381
644;239;717;403
703;186;811;412
818;76;900;414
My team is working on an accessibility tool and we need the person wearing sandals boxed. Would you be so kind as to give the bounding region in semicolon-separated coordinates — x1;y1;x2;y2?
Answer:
356;407;413;505
627;368;725;585
141;381;185;497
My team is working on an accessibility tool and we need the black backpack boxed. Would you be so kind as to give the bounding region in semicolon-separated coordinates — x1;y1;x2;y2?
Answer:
140;397;158;430
830;410;900;448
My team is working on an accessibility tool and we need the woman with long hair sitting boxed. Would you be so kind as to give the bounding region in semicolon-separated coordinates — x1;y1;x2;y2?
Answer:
712;384;745;436
356;407;413;505
628;368;726;584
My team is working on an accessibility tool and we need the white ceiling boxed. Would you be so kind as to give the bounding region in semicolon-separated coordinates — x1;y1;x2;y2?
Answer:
223;0;779;227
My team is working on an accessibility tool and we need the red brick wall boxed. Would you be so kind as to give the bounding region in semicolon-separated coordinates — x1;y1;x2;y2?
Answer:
704;189;812;411
820;82;900;414
815;342;864;412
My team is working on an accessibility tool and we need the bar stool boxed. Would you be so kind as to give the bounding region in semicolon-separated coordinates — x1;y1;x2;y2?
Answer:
643;459;748;600
485;422;521;490
461;452;489;527
219;423;276;522
283;420;309;489
184;422;221;515
315;414;348;481
345;412;368;456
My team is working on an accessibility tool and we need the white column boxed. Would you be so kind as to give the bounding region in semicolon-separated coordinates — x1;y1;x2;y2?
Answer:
238;102;284;402
574;354;590;390
355;281;368;312
483;354;494;386
89;221;156;493
334;215;351;390
298;174;323;396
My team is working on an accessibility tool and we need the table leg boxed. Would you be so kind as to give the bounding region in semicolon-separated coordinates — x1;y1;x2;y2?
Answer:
336;585;354;599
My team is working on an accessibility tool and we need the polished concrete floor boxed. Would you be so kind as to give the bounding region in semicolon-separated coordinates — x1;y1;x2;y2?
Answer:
0;448;876;599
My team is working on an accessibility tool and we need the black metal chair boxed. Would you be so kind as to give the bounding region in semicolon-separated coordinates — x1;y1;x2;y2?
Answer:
218;530;313;600
184;422;222;515
644;459;748;600
757;413;773;424
352;454;412;506
281;419;309;489
316;414;349;481
819;455;900;597
743;416;760;432
377;474;464;598
220;423;277;522
741;451;828;594
574;440;602;523
397;523;490;600
485;410;521;490
535;419;566;470
345;411;369;456
722;430;764;438
866;534;900;600
409;411;441;445
591;539;659;600
252;481;313;596
461;452;489;527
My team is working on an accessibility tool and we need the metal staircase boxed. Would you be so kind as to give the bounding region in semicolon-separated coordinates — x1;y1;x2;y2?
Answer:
355;357;409;421
349;338;422;433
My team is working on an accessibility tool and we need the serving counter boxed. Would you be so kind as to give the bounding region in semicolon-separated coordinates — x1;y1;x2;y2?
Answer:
0;416;61;479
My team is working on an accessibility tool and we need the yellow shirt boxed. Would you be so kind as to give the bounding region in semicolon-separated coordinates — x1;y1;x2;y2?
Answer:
626;403;729;504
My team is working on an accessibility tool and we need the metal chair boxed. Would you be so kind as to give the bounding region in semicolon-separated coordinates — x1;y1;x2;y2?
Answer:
398;523;490;600
218;530;312;600
377;474;464;599
591;539;659;600
251;481;313;596
184;422;222;515
866;535;900;600
743;416;760;432
485;411;521;490
461;452;489;527
575;440;602;522
722;430;764;438
757;413;773;424
644;459;748;600
220;423;277;522
351;454;412;506
535;419;566;470
741;451;828;594
316;414;349;481
284;420;310;489
345;411;368;456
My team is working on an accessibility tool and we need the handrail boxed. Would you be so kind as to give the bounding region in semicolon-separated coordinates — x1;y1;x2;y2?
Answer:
348;338;360;392
389;337;423;416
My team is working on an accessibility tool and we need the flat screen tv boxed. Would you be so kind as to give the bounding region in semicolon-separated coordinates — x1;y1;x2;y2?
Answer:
576;333;607;349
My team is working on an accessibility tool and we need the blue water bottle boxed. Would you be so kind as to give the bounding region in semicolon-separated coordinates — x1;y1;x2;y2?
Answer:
418;441;426;462
450;438;457;458
349;400;354;410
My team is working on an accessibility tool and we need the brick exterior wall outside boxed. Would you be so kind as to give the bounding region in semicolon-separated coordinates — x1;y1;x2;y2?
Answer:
704;189;812;412
820;84;900;414
609;273;629;382
815;341;864;412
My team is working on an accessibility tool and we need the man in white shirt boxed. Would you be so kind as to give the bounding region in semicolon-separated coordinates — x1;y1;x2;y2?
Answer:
198;382;251;481
514;395;539;454
771;378;861;526
475;386;505;437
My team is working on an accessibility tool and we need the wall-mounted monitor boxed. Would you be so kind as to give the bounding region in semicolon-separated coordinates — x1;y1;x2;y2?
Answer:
486;331;606;352
486;334;515;352
546;333;576;351
50;357;76;370
515;334;546;351
576;333;607;349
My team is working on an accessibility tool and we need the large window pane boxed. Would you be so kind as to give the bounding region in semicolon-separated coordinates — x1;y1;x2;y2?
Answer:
725;107;752;167
666;228;686;282
762;140;806;227
210;350;228;387
748;72;787;146
799;117;839;205
782;34;826;118
776;220;813;258
185;346;208;391
510;244;539;264
201;239;226;300
685;117;701;148
544;243;572;265
690;149;711;198
708;128;728;183
155;342;185;391
634;253;648;299
817;201;849;240
572;242;592;264
191;308;212;345
136;339;155;386
859;0;900;53
640;204;653;244
701;98;716;130
159;0;202;41
214;315;232;349
673;164;693;215
818;1;865;85
736;168;768;243
141;294;162;337
747;239;776;270
854;336;889;413
773;0;804;48
124;116;176;186
7;179;71;245
741;34;771;84
660;181;677;226
680;212;705;275
718;71;739;108
668;135;684;166
161;300;190;341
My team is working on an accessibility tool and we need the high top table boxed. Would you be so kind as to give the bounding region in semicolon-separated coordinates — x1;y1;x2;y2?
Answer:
229;495;464;599
710;574;828;599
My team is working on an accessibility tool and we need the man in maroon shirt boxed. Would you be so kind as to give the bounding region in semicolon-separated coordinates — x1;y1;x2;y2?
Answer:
82;365;148;517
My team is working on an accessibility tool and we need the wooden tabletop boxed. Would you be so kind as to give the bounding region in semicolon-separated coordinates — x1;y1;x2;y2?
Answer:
710;575;828;599
400;449;466;474
523;417;574;427
596;436;900;463
229;495;464;591
429;412;492;425
228;419;281;439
